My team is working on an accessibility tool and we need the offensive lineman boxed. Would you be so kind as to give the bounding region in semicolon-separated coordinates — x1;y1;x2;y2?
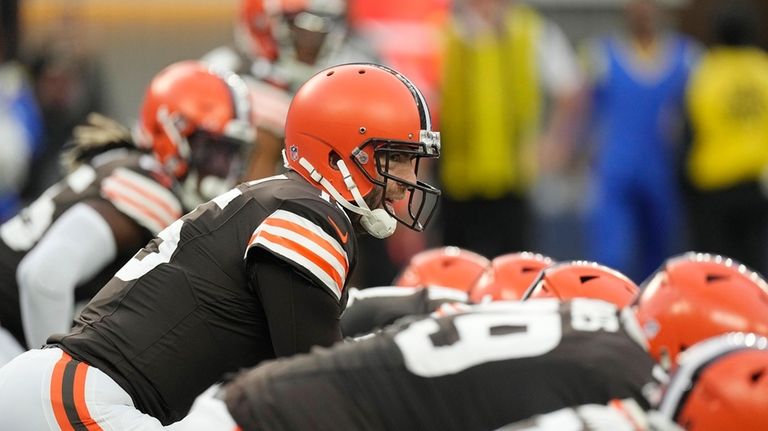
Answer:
225;298;659;431
499;332;768;431
0;63;441;429
220;252;768;431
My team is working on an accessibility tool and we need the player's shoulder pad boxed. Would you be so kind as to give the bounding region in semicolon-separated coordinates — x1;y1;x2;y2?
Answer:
100;164;183;235
246;199;353;301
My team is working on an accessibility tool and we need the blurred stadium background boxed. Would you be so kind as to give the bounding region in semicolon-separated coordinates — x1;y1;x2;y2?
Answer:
16;0;766;123
4;0;768;285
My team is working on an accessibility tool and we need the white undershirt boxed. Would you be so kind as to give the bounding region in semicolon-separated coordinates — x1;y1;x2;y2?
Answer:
17;202;117;348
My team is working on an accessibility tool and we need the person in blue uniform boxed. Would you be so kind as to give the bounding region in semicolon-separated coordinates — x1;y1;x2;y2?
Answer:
582;0;700;281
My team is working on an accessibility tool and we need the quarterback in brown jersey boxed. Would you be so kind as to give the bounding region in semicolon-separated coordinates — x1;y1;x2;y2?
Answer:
0;63;440;430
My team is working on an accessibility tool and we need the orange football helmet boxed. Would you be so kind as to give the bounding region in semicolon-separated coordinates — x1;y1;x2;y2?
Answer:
655;332;768;431
394;247;490;293
285;63;440;237
633;252;768;367
469;252;553;303
522;261;639;308
137;60;255;203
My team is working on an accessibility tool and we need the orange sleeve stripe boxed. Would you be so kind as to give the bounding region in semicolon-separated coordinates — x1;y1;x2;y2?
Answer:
262;218;348;272
258;230;345;290
111;174;181;219
103;188;171;230
50;353;76;431
73;362;104;431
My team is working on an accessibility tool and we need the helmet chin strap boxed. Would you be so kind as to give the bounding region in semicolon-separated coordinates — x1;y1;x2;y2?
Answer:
298;157;396;239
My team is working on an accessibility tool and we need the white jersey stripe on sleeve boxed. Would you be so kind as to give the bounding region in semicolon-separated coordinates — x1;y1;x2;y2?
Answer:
268;209;346;258
102;173;180;234
101;168;181;234
112;168;181;218
102;187;169;234
245;209;350;300
258;223;347;282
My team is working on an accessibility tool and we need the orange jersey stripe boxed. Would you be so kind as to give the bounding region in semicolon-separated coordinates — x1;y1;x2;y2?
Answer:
73;362;104;431
50;353;76;431
261;218;348;273
102;188;170;231
258;230;344;290
110;174;181;220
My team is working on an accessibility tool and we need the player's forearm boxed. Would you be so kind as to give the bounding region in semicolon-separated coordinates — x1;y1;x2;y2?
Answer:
17;203;116;348
249;252;343;357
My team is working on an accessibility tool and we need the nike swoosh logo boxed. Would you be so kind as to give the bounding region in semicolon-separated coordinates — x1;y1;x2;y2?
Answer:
327;216;349;244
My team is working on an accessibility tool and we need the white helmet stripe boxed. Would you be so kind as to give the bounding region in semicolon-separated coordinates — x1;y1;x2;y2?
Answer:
657;332;768;420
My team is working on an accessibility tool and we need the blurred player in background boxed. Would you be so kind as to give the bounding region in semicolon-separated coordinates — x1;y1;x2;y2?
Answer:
220;252;768;430
683;0;768;276
580;0;700;281
500;332;768;431
0;63;441;430
522;260;639;308
0;17;43;223
633;252;768;370
0;59;254;363
226;298;659;430
203;0;378;181
341;246;486;337
438;0;582;259
470;251;553;303
393;246;489;291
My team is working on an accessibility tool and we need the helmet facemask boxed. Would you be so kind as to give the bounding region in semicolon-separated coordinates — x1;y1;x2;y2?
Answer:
353;132;441;232
155;105;254;209
185;130;251;199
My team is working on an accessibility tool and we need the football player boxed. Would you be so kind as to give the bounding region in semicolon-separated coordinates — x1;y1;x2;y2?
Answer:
226;298;659;430
522;260;640;308
219;252;768;431
341;246;487;337
498;332;768;431
203;0;378;180
394;246;491;291
469;251;554;303
0;59;253;361
0;63;441;430
633;252;768;370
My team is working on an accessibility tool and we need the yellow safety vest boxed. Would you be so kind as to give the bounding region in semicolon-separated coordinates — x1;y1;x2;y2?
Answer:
687;46;768;190
439;4;542;199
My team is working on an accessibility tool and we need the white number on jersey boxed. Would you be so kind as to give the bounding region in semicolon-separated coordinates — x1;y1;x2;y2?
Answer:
393;300;563;377
393;299;621;378
115;219;184;281
0;165;96;251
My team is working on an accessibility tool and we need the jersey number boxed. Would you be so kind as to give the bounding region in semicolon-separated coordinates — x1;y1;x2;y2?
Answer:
0;189;58;251
393;299;619;378
0;165;96;251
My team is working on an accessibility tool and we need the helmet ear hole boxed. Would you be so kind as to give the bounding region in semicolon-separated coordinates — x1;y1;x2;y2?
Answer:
329;151;342;171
